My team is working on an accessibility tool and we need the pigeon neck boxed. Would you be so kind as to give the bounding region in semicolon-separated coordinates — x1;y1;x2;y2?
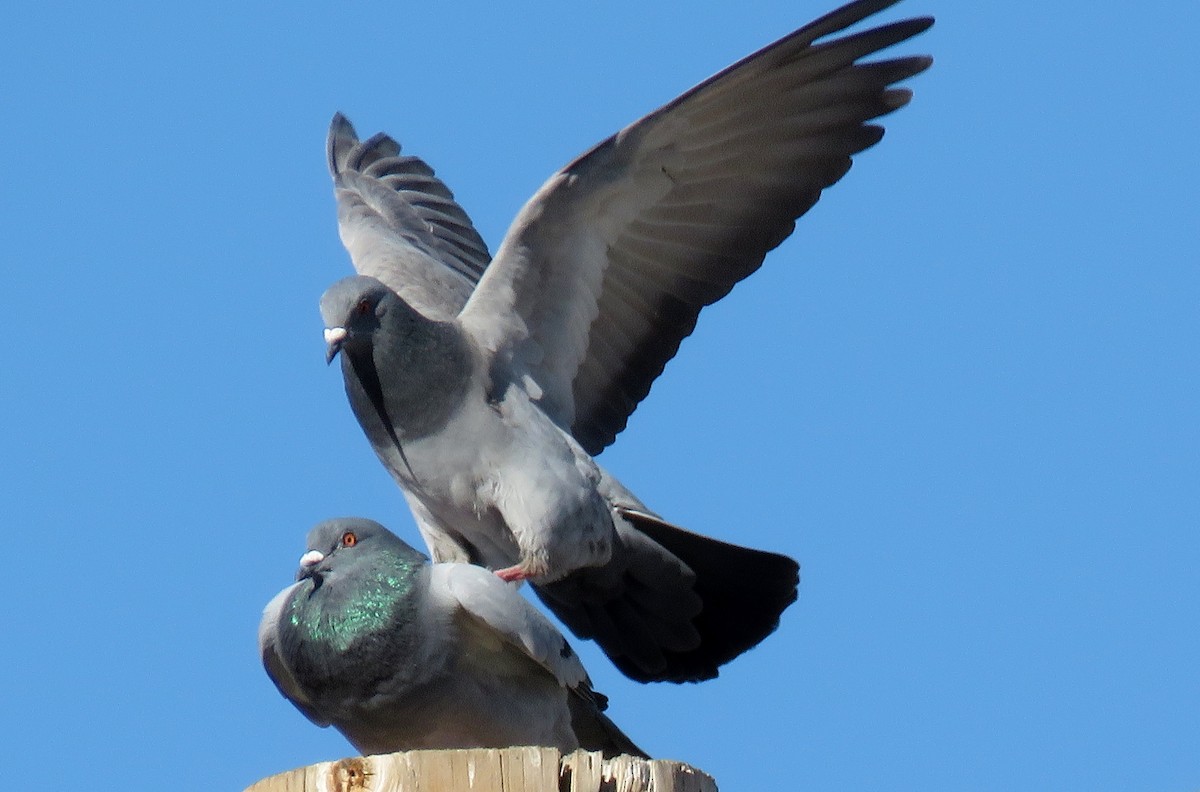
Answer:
345;306;473;443
286;551;426;656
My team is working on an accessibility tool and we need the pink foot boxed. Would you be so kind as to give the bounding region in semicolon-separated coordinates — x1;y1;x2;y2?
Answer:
495;565;530;583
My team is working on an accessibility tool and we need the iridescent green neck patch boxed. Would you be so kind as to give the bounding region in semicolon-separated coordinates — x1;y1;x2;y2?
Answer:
289;552;421;653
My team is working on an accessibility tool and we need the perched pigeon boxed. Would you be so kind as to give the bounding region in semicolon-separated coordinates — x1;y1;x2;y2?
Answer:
259;518;645;757
319;0;932;682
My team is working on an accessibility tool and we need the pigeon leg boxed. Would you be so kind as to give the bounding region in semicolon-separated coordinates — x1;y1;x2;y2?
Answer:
494;565;530;583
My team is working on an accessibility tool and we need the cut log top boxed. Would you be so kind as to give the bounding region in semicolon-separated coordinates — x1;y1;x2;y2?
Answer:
244;747;718;792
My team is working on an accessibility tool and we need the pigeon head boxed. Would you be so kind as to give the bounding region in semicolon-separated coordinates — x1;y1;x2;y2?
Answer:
295;517;425;583
319;275;394;364
275;519;432;696
318;271;475;470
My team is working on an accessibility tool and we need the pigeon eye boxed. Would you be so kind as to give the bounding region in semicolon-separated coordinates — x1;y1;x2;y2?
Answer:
354;298;372;315
341;531;358;547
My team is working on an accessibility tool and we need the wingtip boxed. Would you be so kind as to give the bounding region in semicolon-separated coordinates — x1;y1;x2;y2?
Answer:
908;53;935;82
327;112;359;178
883;87;914;110
903;16;936;47
806;0;930;44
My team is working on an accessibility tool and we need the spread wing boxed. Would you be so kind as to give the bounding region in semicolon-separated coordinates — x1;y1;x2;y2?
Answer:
327;113;491;320
458;0;933;454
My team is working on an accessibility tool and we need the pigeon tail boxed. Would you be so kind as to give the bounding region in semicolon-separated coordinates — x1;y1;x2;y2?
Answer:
535;512;799;683
567;694;649;758
628;513;800;682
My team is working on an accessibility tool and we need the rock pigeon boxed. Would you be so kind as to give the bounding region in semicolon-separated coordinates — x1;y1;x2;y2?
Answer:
319;0;933;682
259;518;645;757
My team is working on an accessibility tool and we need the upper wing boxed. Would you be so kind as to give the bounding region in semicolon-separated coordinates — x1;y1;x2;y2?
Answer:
257;585;331;727
458;0;933;454
431;563;589;690
327;113;491;320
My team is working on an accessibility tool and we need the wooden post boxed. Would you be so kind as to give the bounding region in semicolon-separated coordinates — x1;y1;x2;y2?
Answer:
244;747;717;792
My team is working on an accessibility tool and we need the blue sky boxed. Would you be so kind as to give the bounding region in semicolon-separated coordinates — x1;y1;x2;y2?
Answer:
3;1;1197;789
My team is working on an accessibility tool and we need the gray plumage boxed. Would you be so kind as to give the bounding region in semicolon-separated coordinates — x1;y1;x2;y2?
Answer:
259;518;644;757
319;0;932;682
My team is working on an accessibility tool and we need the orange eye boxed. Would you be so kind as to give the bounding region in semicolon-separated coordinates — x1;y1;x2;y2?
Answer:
341;531;358;547
354;298;372;315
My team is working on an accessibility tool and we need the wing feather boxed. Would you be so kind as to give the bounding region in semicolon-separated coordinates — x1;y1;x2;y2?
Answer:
434;564;590;690
327;114;491;319
458;0;933;453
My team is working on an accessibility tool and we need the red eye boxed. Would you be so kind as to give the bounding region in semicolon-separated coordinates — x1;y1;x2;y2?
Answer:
354;298;372;315
341;531;358;547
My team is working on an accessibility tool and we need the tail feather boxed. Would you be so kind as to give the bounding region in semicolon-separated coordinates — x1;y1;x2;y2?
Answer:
631;512;800;682
535;511;798;683
567;690;649;758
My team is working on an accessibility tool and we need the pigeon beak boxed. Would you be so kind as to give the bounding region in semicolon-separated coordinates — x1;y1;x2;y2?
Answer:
296;549;326;581
324;326;348;365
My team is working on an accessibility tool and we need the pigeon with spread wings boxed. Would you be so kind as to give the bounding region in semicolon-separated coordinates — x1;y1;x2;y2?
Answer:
320;0;932;682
